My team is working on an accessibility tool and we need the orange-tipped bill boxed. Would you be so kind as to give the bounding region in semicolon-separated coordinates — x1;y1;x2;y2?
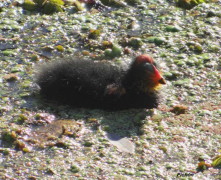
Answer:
150;65;166;89
159;77;166;84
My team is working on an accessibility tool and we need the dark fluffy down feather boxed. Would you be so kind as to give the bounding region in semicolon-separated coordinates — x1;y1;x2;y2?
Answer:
36;58;160;110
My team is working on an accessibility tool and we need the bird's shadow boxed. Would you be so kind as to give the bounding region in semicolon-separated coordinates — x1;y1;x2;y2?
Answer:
92;109;150;137
23;94;152;138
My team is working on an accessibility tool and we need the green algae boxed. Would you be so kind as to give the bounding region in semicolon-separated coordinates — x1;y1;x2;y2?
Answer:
105;44;122;58
175;0;206;10
55;45;65;52
165;25;182;32
70;164;80;173
211;155;221;169
22;0;64;14
0;0;220;179
22;0;37;11
1;130;17;146
42;1;63;14
101;0;127;7
147;36;167;46
128;37;143;49
2;50;17;56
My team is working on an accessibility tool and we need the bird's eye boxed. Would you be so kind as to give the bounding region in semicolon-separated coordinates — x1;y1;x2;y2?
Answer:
144;63;154;73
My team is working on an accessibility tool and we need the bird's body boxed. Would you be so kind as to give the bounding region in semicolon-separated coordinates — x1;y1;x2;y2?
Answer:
36;55;166;110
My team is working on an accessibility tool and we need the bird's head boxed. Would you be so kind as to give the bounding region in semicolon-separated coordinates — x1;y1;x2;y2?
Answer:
133;54;166;91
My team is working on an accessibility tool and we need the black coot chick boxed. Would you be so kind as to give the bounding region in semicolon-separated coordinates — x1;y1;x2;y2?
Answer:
36;55;166;110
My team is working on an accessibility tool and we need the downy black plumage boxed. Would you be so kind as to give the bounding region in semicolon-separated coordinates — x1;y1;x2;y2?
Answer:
36;55;166;110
